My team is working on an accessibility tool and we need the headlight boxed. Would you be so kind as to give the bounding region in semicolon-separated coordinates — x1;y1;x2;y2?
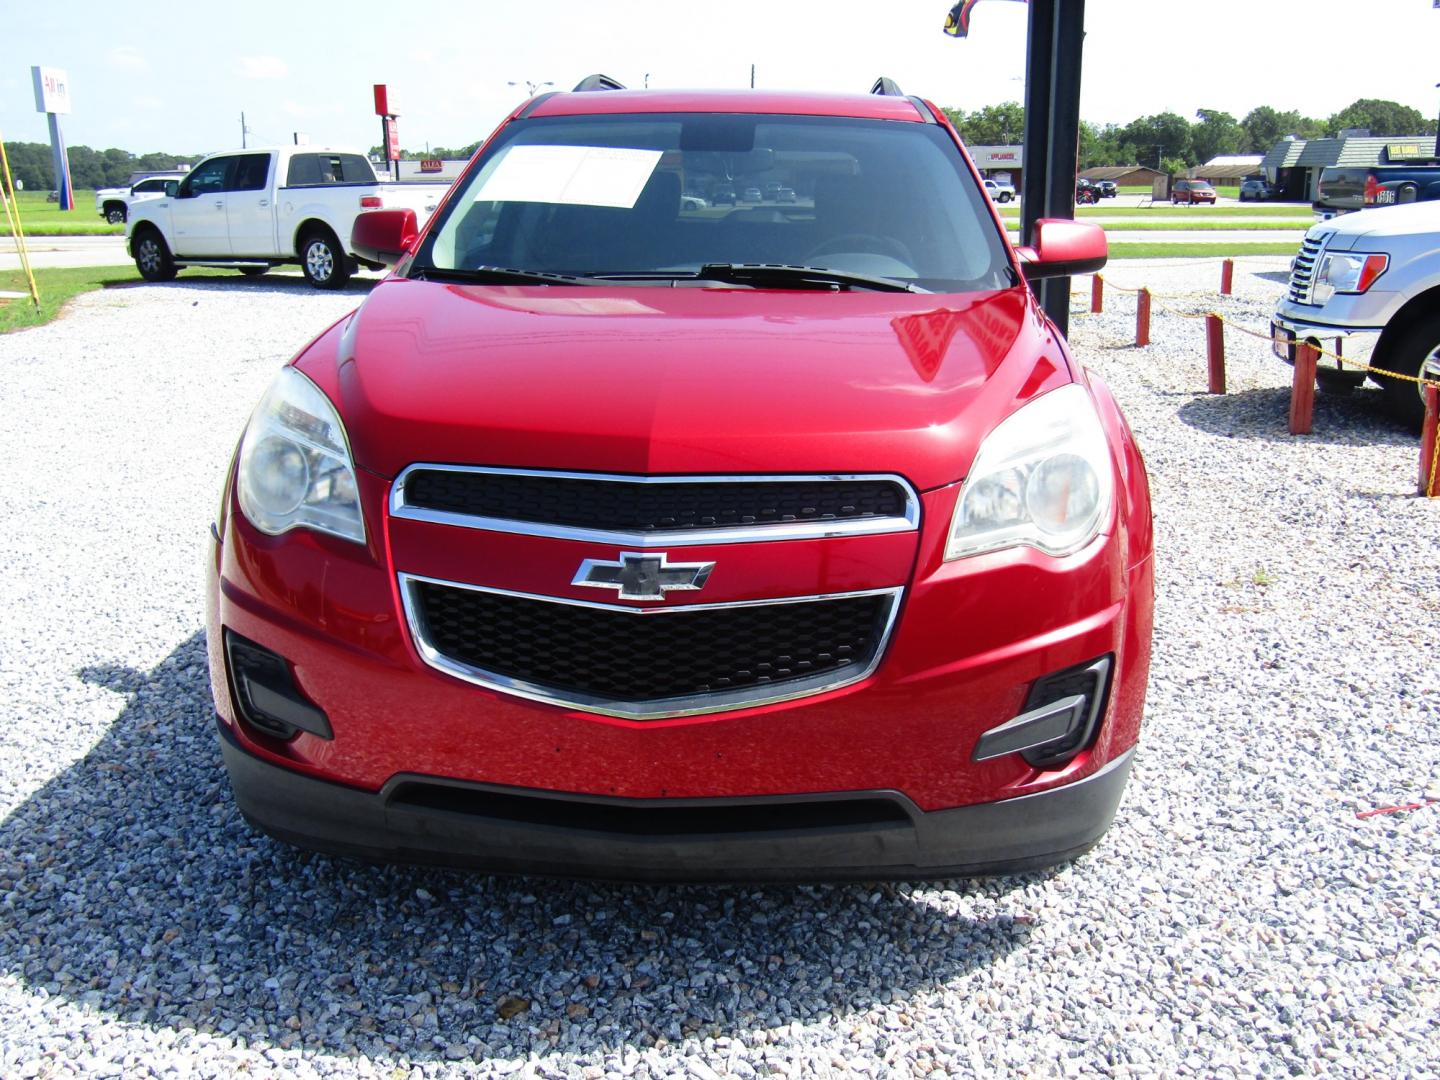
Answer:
945;383;1114;561
236;368;365;544
1312;252;1388;302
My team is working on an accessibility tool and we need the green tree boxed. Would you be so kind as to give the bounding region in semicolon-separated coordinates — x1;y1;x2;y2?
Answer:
1121;112;1194;167
941;102;1025;145
1192;109;1244;164
1326;98;1434;137
1240;107;1324;153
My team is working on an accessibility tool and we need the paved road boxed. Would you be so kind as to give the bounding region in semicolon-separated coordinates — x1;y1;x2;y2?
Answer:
5;224;1306;274
1;235;130;271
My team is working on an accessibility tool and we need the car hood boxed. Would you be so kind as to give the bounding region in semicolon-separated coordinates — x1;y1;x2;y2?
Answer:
323;277;1069;491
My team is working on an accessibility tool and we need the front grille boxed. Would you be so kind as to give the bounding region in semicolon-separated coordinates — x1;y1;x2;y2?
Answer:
1288;234;1326;304
404;576;900;718
394;467;916;543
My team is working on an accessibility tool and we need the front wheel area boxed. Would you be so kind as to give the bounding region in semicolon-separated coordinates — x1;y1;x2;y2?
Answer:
104;205;126;224
1372;314;1440;430
133;228;177;282
298;229;352;290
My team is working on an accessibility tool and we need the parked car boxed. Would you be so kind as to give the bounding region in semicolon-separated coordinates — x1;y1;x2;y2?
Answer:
1095;180;1118;198
94;175;176;224
1273;199;1440;428
983;178;1015;203
1170;179;1216;205
208;80;1154;881
125;147;448;289
1239;178;1276;202
680;193;709;210
741;186;763;202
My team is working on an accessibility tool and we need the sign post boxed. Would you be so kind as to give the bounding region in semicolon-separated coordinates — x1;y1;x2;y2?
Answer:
374;84;400;183
31;66;74;211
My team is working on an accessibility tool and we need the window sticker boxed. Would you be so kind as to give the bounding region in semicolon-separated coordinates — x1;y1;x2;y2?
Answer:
475;145;664;209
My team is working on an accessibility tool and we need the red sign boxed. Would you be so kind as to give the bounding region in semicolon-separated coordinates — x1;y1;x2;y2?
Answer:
373;84;390;116
385;118;401;162
420;159;443;173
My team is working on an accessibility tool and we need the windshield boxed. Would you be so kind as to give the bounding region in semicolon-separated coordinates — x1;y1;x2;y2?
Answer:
416;113;1012;293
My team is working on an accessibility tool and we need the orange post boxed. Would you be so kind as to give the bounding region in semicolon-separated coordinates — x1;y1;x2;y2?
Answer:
1420;384;1440;497
1289;342;1317;434
1090;274;1104;313
1220;258;1234;296
1135;288;1150;347
1206;314;1225;394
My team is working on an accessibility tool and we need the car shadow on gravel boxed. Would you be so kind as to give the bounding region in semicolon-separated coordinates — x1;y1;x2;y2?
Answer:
0;633;1038;1063
1176;386;1418;448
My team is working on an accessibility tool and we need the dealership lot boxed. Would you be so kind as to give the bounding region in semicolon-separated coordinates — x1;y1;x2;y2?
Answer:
0;269;1436;1077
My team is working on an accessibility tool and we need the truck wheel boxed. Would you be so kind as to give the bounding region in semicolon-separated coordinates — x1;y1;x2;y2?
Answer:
105;205;126;224
133;228;177;282
1372;314;1440;430
299;229;351;290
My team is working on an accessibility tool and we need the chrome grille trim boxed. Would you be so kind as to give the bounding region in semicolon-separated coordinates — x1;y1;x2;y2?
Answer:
1288;234;1327;305
389;465;921;547
398;572;904;720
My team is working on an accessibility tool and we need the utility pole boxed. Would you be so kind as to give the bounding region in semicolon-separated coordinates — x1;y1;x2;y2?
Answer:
240;112;251;149
750;64;755;89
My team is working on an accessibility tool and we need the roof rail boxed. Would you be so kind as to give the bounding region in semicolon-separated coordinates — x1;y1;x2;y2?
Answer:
573;74;627;92
870;77;905;97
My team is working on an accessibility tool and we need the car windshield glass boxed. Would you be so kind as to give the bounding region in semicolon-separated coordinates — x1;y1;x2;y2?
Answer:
416;113;1011;293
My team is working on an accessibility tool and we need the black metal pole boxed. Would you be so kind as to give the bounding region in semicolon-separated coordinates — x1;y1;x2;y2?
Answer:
1020;0;1086;337
1020;0;1055;250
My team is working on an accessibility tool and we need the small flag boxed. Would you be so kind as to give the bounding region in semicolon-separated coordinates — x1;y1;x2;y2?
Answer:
944;0;1029;38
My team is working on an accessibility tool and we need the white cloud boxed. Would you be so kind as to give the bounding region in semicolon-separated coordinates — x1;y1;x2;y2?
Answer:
134;95;163;111
236;55;289;80
108;46;149;72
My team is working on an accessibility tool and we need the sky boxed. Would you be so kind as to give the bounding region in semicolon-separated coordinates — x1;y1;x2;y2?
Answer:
3;0;1439;157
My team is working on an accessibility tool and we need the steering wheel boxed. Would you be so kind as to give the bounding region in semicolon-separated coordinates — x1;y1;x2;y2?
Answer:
806;233;914;266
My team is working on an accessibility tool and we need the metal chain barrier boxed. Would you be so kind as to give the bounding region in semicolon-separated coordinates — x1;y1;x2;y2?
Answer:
1073;266;1440;498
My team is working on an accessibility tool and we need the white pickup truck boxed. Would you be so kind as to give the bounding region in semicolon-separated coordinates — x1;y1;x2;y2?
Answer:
1272;199;1440;429
95;175;181;224
126;146;448;289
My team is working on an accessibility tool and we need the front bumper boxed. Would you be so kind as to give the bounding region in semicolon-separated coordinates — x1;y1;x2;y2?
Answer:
218;716;1136;881
1271;310;1382;372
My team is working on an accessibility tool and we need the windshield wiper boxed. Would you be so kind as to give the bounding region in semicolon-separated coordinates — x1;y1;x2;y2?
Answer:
691;263;921;293
410;265;599;287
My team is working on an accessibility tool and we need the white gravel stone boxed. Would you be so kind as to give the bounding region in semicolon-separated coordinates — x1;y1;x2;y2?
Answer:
0;264;1436;1078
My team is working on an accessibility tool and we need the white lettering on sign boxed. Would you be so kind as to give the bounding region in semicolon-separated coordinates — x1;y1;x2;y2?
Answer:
31;65;72;115
476;145;664;209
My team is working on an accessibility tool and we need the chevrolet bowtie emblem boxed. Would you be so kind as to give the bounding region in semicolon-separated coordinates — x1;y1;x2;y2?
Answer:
573;551;715;602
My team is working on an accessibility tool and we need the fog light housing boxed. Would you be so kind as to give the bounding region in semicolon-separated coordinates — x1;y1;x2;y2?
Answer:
224;630;333;741
973;655;1113;767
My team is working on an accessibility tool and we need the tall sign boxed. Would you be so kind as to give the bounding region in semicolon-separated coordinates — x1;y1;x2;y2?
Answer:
31;66;74;211
374;84;400;182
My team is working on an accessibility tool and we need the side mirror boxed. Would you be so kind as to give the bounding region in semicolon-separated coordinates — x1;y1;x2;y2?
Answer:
1014;219;1107;280
164;181;179;198
352;208;420;266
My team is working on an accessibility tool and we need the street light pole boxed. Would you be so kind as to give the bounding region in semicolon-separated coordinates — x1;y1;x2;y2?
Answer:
507;79;554;97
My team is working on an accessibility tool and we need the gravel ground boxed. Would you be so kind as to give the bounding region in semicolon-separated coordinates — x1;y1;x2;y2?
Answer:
1;263;1437;1078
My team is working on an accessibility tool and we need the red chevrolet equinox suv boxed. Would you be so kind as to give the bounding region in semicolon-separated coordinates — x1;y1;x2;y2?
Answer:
207;80;1154;881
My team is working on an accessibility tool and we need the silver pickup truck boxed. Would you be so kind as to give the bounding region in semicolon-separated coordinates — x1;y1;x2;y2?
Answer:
1272;199;1440;428
126;147;448;289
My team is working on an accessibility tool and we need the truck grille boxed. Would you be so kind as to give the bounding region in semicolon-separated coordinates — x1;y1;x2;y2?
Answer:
1288;234;1326;305
401;575;902;719
392;467;918;545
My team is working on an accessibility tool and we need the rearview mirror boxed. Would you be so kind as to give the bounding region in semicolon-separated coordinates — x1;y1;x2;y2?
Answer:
352;208;420;266
164;181;178;198
1014;219;1107;280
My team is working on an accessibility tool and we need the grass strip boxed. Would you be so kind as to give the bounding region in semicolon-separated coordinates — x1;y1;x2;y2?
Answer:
0;265;141;332
1105;242;1298;259
1;191;124;236
998;205;1313;219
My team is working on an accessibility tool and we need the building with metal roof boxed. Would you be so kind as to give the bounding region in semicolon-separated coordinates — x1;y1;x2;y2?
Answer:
1261;135;1437;201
